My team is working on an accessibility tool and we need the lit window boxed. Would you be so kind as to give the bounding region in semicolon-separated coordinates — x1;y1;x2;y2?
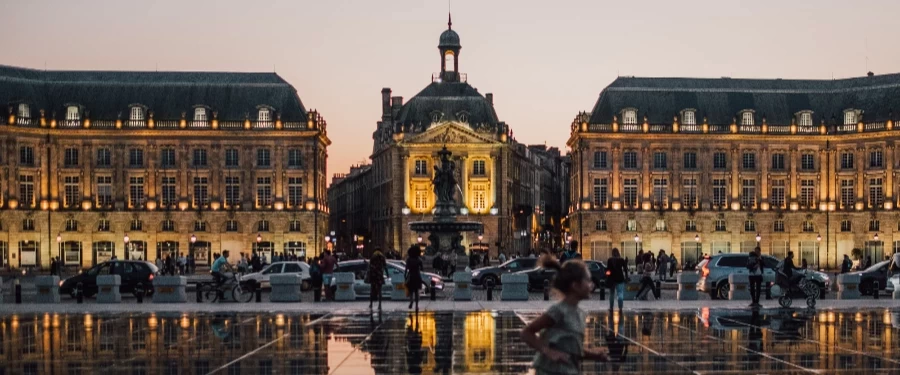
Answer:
654;219;667;232
130;106;144;121
844;110;857;125
800;179;815;208
802;220;814;232
840;179;855;209
444;51;455;72
97;219;110;232
741;179;756;208
472;185;487;211
64;176;80;208
869;178;884;207
161;177;177;206
256;177;272;207
682;178;697;209
625;220;637;232
682;110;696;126
225;176;241;207
129;177;145;208
593;178;608;208
96;176;113;208
414;190;428;210
798;112;812;126
288;177;303;208
17;103;30;118
193;108;207;122
712;179;727;207
414;160;429;175
652;178;668;208
258;108;272;122
741;111;754;126
623;179;638;208
770;180;785;209
193;177;209;207
66;106;80;121
622;109;637;125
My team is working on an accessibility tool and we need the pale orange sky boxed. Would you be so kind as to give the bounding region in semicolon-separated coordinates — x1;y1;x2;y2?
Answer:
3;1;899;180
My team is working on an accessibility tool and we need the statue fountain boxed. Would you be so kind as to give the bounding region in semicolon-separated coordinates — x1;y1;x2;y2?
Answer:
408;146;483;256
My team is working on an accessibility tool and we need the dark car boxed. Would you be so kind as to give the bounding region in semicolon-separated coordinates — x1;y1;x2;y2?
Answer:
515;260;607;292
60;260;159;298
471;257;538;286
848;260;891;295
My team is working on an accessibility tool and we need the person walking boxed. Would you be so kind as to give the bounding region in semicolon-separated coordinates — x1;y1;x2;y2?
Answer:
405;245;424;310
656;250;668;282
309;255;323;299
841;254;853;274
367;249;387;310
250;251;262;273
668;254;677;279
606;248;628;313
635;250;644;273
747;247;763;307
635;253;656;300
520;256;607;374
321;250;337;301
177;253;186;275
560;241;579;263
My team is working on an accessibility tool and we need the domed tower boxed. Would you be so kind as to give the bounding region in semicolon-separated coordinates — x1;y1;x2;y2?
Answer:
438;14;462;82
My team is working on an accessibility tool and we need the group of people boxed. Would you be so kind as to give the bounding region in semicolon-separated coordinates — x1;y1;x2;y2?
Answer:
634;249;677;281
364;245;424;310
154;253;195;275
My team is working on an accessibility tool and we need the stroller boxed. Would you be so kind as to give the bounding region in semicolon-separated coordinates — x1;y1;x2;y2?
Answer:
771;263;819;308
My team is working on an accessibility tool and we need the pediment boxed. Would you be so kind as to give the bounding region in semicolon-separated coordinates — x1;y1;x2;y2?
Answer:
401;122;498;145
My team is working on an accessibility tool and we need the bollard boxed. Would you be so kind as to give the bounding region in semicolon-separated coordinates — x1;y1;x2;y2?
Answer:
543;279;550;301
135;283;144;304
15;282;22;304
486;279;494;301
765;282;771;300
655;280;661;300
255;286;262;303
314;285;321;302
76;282;84;304
430;285;436;301
874;281;879;299
599;283;606;300
196;284;203;303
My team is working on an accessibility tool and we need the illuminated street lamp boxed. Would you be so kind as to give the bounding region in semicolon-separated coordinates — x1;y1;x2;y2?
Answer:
417;233;423;243
634;234;640;243
190;233;196;263
460;207;469;215
694;234;700;243
56;233;62;261
478;233;484;242
402;207;411;215
755;233;761;243
490;207;499;215
874;233;879;241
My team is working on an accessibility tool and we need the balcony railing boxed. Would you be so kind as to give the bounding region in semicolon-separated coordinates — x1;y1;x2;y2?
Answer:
7;116;320;132
60;120;81;128
578;120;897;136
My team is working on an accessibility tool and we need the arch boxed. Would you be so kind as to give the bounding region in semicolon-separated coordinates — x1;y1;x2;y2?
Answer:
444;50;456;72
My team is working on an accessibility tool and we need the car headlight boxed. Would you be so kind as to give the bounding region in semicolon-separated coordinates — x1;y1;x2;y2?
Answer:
472;271;480;277
59;280;65;287
431;276;441;285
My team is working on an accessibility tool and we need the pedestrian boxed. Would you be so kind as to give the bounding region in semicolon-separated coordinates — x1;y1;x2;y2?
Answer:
841;254;853;274
432;254;444;276
441;252;450;277
50;257;58;276
177;253;186;275
321;250;337;301
250;251;261;272
668;254;677;279
367;248;387;310
483;252;490;267
635;253;656;300
520;256;608;374
238;253;249;274
891;249;900;277
606;248;628;313
156;256;164;273
165;254;175;275
801;258;808;270
405;245;424;310
656;250;668;282
636;250;644;272
560;242;579;262
309;255;323;298
864;256;872;270
498;252;507;264
747;247;763;307
188;254;195;274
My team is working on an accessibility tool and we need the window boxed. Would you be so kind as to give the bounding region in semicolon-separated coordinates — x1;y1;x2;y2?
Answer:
193;108;207;122
654;219;667;232
682;178;697;209
472;185;487;211
592;178;608;208
712;179;727;207
715;219;726;231
744;220;756;232
414;160;429;175
288;177;303;208
193;177;209;207
17;103;30;118
160;148;176;168
844;110;857;125
22;218;35;231
130;219;143;231
65;218;78;232
770;180;785;209
771;153;785;170
66;105;80;121
289;220;301;232
257;148;271;168
96;176;113;207
97;219;110;232
868;178;884;207
741;179;756;208
742;152;756;170
473;160;486;175
129;149;144;167
841;152;854;169
257;220;270;232
192;149;207;167
225;220;239;232
96;148;111;167
798;112;813;127
258;108;272;122
159;176;176;206
414;190;428;210
19;146;34;166
652;178;668;207
801;153;815;170
595;220;607;231
225;176;241;207
683;152;697;169
129;177;145;208
800;220;814;232
840;179;855;209
194;221;207;232
774;220;785;232
869;150;883;168
741;111;754;126
257;177;272;207
682;110;696;125
800;179;815;208
869;220;880;232
623;178;638;208
685;220;697;231
840;220;852;232
130;106;144;121
623;151;638;169
287;149;303;168
593;151;607;169
64;176;80;208
625;219;637;232
713;152;727;170
18;175;35;208
64;148;79;167
161;220;175;232
652;152;667;169
225;148;240;167
622;109;637;125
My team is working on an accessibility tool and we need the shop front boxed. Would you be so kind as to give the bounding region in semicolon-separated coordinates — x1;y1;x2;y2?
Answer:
126;240;147;261
254;241;274;263
18;241;38;267
92;241;115;265
157;241;179;261
192;241;211;266
284;241;307;260
62;241;82;267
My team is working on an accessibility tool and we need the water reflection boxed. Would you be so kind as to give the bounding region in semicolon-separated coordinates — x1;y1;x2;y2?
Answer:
0;308;897;374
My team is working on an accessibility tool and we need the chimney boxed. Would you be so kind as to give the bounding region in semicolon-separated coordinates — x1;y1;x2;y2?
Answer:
486;93;493;106
391;96;404;109
381;88;392;119
867;71;875;77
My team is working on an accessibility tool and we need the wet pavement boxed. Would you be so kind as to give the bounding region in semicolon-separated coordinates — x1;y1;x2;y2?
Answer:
0;308;899;374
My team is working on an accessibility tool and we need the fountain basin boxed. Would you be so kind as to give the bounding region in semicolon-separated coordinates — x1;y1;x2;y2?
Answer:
409;221;483;233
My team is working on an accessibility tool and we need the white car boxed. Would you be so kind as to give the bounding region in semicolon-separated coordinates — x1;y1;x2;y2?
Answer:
241;261;311;290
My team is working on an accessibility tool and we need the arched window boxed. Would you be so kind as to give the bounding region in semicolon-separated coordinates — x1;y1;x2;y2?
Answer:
682;110;696;125
740;111;754;126
798;111;813;126
444;51;455;72
130;106;144;121
622;109;637;125
258;108;271;122
17;103;30;118
193;108;207;122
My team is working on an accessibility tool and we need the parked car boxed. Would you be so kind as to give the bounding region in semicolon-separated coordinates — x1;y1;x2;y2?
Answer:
241;261;311;290
386;260;445;291
471;257;538;286
59;260;159;298
697;253;831;299
515;260;607;292
328;259;444;299
845;260;891;295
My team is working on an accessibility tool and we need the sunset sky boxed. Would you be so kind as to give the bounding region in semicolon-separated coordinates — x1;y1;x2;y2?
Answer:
3;1;899;180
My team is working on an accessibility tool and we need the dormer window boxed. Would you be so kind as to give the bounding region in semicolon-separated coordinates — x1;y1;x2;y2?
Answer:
17;103;30;118
622;109;637;125
844;110;858;125
258;108;271;122
129;106;144;121
682;109;696;125
798;111;813;126
740;111;754;126
194;108;207;122
66;106;80;121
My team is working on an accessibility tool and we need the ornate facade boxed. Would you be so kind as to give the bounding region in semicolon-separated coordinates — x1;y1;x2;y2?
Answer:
0;66;330;270
569;72;900;269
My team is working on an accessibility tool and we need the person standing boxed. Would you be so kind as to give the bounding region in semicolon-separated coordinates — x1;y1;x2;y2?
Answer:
841;254;853;274
238;253;249;274
250;251;262;273
321;250;337;301
498;252;507;264
890;250;900;277
367;249;387;310
656;250;668;282
405;245;424;310
668;254;677;279
636;250;645;273
177;253;186;275
747;247;763;307
606;248;628;313
635;253;656;300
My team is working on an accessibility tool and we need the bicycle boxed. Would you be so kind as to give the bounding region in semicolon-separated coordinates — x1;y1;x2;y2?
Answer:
198;272;255;303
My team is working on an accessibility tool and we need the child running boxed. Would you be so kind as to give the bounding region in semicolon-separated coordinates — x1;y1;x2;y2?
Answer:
521;255;607;374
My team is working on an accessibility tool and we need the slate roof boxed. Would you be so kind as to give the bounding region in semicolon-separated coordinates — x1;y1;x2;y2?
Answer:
0;64;308;121
588;73;900;125
394;81;499;128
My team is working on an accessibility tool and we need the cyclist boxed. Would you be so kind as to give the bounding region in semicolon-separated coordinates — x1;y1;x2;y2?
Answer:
211;250;233;287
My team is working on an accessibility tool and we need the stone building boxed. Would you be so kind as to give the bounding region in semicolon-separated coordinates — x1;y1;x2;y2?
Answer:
333;18;567;258
568;72;900;269
327;163;373;256
0;65;330;270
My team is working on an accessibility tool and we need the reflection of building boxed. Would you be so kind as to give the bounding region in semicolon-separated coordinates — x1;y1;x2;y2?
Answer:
329;17;567;257
328;163;373;256
0;66;330;269
464;311;495;372
569;73;900;268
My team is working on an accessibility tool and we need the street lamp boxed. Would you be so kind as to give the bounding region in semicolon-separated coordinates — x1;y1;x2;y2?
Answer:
417;233;423;243
124;234;130;260
490;207;499;215
257;233;262;244
56;233;61;266
634;234;640;243
460;207;469;215
402;206;411;215
478;233;484;242
694;234;700;243
874;233;879;241
755;233;761;243
190;233;196;263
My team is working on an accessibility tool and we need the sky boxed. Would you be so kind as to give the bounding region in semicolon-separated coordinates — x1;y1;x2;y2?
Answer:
3;0;899;181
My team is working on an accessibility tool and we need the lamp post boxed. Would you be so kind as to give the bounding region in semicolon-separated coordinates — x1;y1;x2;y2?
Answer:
634;234;641;260
190;233;196;265
816;233;821;267
56;233;61;270
755;233;761;243
124;233;129;260
490;206;500;255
